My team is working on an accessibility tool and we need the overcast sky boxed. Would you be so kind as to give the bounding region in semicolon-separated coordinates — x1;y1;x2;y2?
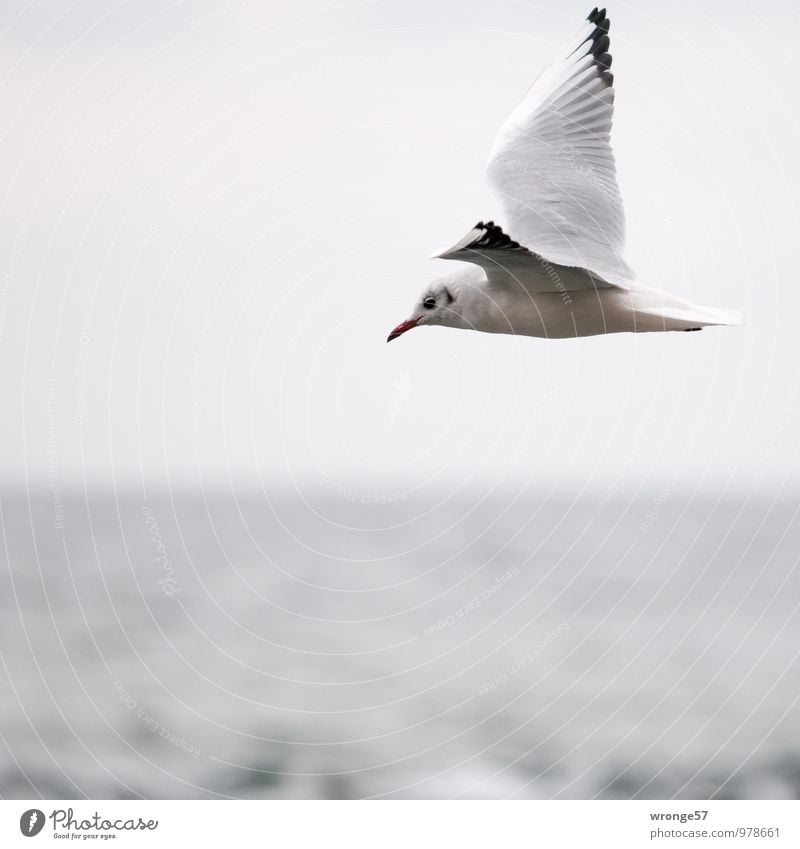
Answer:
1;0;798;495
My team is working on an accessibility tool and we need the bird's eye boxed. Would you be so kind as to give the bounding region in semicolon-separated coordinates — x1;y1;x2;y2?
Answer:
423;295;436;309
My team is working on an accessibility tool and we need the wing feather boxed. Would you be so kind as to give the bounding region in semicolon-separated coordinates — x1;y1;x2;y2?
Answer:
434;221;617;292
485;7;634;285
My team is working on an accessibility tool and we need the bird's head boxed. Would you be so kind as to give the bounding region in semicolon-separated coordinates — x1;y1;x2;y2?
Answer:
387;277;465;342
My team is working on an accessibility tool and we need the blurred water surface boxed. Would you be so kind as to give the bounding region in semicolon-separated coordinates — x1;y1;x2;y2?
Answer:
1;485;798;799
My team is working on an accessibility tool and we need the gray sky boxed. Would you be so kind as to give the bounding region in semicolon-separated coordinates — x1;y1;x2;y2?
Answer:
1;0;798;494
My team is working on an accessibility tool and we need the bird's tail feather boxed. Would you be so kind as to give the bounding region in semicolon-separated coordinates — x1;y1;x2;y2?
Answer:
634;304;742;330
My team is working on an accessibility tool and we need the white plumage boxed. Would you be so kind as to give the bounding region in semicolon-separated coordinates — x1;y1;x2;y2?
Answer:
486;11;632;286
388;7;741;343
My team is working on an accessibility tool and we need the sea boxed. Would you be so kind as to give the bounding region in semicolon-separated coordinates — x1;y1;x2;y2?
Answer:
1;483;799;799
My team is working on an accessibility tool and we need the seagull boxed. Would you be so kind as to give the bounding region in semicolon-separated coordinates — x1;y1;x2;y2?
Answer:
387;7;740;343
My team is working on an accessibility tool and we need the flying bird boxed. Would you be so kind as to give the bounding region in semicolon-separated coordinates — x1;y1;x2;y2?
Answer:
387;7;740;343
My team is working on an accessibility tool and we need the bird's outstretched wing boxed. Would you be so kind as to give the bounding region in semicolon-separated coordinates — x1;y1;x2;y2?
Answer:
434;220;617;292
484;7;634;285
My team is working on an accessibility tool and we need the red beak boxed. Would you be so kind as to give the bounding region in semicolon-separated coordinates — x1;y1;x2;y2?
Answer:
386;317;420;342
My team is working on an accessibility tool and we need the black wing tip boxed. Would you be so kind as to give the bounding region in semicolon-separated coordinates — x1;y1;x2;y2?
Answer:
585;8;614;89
435;221;524;260
587;7;607;25
472;221;523;251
